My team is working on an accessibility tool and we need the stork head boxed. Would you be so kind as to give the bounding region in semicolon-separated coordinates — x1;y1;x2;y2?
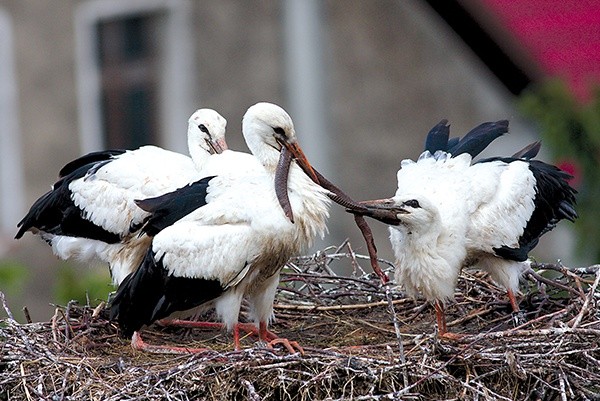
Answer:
242;102;319;222
392;197;439;226
187;108;228;157
358;195;439;229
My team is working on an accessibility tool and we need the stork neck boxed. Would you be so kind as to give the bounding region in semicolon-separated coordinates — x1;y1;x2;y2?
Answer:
187;130;211;171
391;223;458;302
249;142;281;170
242;120;283;169
410;227;442;251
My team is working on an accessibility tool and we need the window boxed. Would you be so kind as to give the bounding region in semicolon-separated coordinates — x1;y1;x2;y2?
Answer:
97;14;160;149
75;0;194;154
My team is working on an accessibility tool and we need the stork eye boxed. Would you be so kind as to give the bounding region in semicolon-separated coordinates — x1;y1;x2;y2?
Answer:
403;199;420;208
273;127;286;137
198;124;209;134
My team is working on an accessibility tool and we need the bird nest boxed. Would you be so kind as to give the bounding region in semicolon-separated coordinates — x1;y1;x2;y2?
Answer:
1;242;599;400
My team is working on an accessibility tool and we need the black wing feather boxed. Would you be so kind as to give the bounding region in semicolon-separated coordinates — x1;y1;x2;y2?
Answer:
446;137;460;150
109;248;225;338
511;141;542;160
449;120;509;158
58;149;125;177
135;176;216;236
15;161;121;243
424;119;450;153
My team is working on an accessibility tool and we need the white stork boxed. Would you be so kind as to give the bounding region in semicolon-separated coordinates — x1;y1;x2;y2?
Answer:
15;109;228;285
110;102;332;353
354;120;577;337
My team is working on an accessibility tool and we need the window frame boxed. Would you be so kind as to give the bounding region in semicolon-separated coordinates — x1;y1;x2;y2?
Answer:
74;0;195;154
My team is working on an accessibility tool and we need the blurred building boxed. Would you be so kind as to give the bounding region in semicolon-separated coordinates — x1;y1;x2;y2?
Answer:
0;0;589;319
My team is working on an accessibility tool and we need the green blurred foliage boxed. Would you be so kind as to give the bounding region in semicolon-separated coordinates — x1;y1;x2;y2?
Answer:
53;263;113;306
519;80;600;261
0;260;29;300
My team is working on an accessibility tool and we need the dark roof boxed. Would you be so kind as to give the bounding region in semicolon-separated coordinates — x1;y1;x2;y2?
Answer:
425;0;600;101
480;0;600;101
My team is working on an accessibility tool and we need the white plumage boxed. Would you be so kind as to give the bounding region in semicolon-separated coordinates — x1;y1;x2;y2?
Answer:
357;120;577;336
389;153;532;298
110;102;331;352
16;108;228;285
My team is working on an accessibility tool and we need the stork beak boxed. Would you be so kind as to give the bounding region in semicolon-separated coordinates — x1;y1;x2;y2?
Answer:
283;141;319;183
204;137;228;155
359;198;397;209
347;198;405;225
214;138;228;153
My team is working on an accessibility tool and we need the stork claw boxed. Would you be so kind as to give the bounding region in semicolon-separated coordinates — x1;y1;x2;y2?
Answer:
265;338;305;355
438;331;464;341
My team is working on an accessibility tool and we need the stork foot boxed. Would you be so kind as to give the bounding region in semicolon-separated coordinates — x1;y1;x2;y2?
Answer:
506;289;527;326
252;321;303;354
438;331;464;341
130;331;210;354
265;338;305;355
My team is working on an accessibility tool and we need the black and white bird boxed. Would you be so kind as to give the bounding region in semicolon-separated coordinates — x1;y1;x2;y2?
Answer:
354;120;577;337
15;109;228;285
110;102;332;353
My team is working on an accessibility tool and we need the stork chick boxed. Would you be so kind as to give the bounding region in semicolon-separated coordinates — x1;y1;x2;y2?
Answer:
354;120;577;337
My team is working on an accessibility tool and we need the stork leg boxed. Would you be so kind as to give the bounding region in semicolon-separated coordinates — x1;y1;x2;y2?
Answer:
434;301;463;340
434;301;447;335
231;322;278;350
156;320;303;353
130;331;210;354
506;289;526;325
506;289;520;312
159;320;263;350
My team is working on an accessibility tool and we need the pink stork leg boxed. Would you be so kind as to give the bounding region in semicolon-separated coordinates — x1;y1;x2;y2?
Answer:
434;301;447;336
506;288;526;325
159;319;302;353
506;289;520;313
434;301;462;340
130;331;210;354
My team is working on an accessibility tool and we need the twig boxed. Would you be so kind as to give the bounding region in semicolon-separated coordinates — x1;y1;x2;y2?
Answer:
19;363;33;401
463;327;600;341
447;307;494;327
22;307;32;324
524;268;581;297
569;269;600;329
559;370;568;401
1;292;35;355
384;284;409;388
531;262;600;275
241;379;262;401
